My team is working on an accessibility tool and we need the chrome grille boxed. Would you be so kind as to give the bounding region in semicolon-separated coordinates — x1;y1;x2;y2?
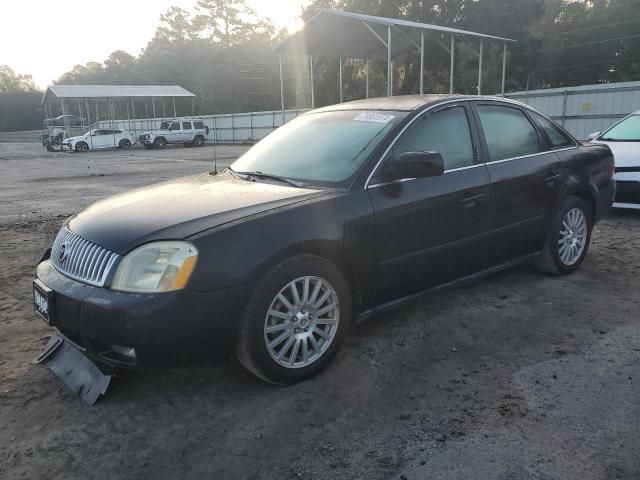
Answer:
51;228;120;287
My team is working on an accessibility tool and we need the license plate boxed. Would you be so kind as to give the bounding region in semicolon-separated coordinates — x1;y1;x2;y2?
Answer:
33;280;53;324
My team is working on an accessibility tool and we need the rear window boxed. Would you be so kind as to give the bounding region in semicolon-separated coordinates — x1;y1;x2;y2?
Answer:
193;121;205;129
182;122;192;129
530;113;574;148
477;105;542;161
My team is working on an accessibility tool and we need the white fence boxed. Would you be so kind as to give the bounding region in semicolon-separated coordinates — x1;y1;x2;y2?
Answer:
6;81;640;143
505;81;640;140
96;108;310;143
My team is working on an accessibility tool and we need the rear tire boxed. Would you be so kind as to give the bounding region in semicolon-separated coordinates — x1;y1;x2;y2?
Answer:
193;135;205;147
535;196;592;275
237;254;352;385
118;139;131;149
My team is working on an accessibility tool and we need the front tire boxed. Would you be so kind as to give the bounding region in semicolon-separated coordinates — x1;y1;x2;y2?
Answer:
75;142;89;152
237;255;352;385
153;137;167;149
536;196;592;275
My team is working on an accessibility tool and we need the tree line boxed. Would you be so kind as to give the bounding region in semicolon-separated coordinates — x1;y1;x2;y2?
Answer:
2;0;640;131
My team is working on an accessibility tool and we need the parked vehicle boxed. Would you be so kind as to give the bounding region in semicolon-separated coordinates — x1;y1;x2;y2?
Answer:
34;95;615;386
43;115;83;127
62;129;136;152
139;120;208;149
589;110;640;209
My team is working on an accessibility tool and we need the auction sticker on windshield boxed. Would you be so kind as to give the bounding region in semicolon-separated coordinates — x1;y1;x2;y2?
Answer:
353;112;396;123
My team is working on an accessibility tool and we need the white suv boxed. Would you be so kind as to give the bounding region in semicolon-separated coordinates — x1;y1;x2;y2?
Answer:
140;120;209;149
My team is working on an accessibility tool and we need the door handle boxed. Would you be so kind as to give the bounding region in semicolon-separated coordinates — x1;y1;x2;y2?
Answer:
545;172;561;184
461;192;485;208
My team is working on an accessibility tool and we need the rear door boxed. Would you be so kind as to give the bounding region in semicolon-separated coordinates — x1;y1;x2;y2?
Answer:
368;103;491;303
472;102;564;265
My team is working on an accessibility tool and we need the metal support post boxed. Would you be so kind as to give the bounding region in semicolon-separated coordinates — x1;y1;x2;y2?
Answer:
478;39;484;95
450;35;455;94
310;56;315;109
279;51;285;123
420;31;425;94
339;57;343;103
387;26;393;96
501;43;508;95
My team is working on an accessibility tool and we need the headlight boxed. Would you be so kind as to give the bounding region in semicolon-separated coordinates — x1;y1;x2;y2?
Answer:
111;241;198;293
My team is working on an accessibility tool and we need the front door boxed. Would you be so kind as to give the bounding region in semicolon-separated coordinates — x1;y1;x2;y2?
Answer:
368;104;491;303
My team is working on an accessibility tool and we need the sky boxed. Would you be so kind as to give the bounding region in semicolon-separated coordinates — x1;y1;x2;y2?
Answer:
0;0;306;89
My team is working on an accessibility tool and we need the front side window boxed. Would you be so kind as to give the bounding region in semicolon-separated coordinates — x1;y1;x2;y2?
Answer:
160;122;170;130
600;114;640;141
477;105;542;161
390;106;475;171
169;122;180;131
231;110;405;186
531;113;574;148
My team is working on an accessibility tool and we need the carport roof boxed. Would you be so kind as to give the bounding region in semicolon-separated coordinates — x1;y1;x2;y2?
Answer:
42;85;196;104
276;10;516;60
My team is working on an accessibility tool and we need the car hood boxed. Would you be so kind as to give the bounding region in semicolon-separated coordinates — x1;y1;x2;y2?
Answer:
64;134;87;143
593;140;640;168
67;171;328;254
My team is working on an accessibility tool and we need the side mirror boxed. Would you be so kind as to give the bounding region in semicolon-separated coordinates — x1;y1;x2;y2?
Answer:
588;131;601;141
382;151;445;183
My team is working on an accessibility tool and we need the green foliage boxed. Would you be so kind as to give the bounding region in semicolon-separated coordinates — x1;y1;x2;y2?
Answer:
45;0;640;116
0;65;38;93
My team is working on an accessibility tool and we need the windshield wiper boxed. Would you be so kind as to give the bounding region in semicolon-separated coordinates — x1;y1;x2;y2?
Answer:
234;170;307;188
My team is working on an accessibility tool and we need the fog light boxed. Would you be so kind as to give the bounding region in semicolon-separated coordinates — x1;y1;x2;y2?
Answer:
111;345;136;359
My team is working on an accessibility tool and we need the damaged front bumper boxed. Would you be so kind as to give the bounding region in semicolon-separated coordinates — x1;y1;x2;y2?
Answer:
35;331;112;405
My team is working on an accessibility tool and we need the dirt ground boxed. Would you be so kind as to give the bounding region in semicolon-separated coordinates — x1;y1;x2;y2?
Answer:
1;142;639;480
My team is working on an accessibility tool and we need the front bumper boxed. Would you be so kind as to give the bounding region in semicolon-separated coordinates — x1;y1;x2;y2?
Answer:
613;174;640;208
35;260;251;368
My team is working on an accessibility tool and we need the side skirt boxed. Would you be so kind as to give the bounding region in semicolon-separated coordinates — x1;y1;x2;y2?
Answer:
357;253;540;322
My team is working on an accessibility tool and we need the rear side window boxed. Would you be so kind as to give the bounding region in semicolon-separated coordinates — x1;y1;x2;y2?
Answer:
182;122;192;129
193;121;205;129
392;106;475;170
477;105;541;161
113;129;122;134
530;113;573;148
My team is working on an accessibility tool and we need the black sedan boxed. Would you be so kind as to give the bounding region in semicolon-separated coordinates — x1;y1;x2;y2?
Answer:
34;95;615;385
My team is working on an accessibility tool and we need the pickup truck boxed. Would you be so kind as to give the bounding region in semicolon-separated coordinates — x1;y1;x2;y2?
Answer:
140;120;209;149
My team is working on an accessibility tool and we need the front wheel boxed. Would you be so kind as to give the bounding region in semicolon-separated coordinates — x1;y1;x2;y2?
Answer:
237;255;352;385
75;142;89;152
535;196;592;275
153;137;167;149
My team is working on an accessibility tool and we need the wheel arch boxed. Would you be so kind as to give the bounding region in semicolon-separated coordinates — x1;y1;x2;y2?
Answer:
252;240;364;316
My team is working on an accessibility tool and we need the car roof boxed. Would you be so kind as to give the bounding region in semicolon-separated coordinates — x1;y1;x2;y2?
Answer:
310;94;524;113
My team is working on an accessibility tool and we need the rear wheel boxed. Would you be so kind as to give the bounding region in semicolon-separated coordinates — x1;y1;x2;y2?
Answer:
153;137;167;149
193;135;205;147
118;138;131;149
535;196;592;275
75;142;89;153
237;255;351;385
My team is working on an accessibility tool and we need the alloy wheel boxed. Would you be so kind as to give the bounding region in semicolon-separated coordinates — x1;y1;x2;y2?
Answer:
263;276;340;369
558;207;587;266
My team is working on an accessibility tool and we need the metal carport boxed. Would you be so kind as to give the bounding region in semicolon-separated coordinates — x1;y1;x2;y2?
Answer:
275;10;516;111
41;85;196;149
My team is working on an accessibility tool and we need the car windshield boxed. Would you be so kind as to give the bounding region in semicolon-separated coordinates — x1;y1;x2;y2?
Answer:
601;114;640;141
230;110;405;187
160;121;170;130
